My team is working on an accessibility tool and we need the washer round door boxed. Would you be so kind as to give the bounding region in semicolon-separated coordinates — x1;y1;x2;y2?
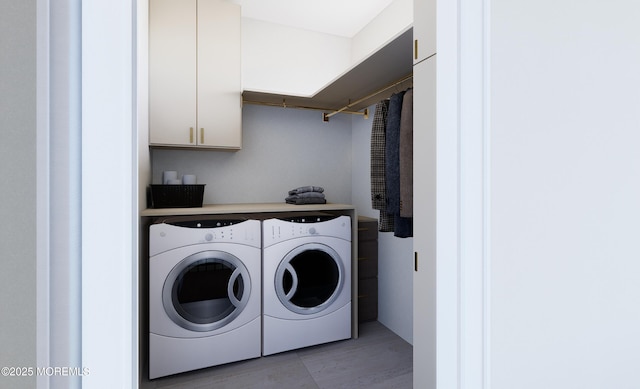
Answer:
163;250;251;332
275;243;345;315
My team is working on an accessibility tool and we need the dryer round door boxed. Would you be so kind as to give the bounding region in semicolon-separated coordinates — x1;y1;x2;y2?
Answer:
275;243;345;315
163;250;251;332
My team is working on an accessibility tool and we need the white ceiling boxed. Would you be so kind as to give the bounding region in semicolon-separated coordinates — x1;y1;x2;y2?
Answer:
229;0;396;37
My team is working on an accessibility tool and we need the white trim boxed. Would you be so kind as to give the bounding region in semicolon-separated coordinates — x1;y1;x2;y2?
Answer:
81;0;136;387
437;0;491;387
48;1;84;387
481;2;491;387
435;0;460;387
36;0;51;387
459;0;491;387
131;0;141;386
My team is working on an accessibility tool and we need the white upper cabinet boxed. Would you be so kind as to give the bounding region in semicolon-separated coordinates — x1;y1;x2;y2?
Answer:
149;0;242;149
413;0;436;63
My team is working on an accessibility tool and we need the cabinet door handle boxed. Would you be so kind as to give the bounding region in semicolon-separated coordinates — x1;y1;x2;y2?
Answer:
414;39;419;60
414;252;418;272
189;127;194;143
200;128;204;144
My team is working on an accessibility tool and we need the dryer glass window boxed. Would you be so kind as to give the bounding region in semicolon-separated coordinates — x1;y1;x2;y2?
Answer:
163;251;250;332
284;250;338;307
173;259;242;323
276;243;344;315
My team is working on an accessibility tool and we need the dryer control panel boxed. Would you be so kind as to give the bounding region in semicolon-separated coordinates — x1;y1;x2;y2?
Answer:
263;215;351;247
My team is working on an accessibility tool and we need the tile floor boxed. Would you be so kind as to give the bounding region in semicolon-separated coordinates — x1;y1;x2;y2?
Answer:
141;321;413;389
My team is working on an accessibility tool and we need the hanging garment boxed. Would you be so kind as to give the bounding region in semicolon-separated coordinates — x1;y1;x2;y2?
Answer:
399;88;414;218
371;100;389;208
370;100;394;232
385;91;405;216
386;90;413;238
393;215;413;238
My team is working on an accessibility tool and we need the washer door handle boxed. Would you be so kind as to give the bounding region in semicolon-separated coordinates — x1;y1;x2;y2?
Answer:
284;263;298;301
227;268;243;307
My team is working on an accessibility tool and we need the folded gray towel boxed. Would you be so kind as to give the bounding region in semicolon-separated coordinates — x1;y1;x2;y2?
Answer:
287;192;325;199
288;186;324;195
286;192;326;205
285;197;327;205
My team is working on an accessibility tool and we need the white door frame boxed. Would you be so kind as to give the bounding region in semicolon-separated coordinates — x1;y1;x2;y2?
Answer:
81;1;138;387
37;0;139;388
436;0;490;387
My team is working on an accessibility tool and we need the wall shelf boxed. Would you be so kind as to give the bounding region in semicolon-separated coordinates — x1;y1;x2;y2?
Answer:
242;27;413;117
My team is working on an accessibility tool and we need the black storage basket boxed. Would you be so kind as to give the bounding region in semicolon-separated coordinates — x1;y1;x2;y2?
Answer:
150;184;205;208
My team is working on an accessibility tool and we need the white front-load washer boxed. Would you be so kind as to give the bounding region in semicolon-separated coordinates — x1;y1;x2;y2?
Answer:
149;217;261;379
262;215;352;356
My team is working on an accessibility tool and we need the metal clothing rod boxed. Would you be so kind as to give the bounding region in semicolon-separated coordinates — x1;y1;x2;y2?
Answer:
242;99;364;116
322;108;369;122
322;73;413;121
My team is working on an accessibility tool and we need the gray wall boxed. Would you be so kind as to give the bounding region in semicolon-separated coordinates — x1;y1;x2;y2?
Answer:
0;1;37;388
151;104;353;205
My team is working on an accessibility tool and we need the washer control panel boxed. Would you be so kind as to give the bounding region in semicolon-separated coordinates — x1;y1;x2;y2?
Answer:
150;219;261;256
168;219;243;228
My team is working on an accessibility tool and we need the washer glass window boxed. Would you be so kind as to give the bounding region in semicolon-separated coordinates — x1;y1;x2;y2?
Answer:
275;243;344;315
163;251;250;332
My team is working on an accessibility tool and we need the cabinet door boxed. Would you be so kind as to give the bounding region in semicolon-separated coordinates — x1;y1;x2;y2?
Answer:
149;0;197;146
413;56;436;389
197;0;242;149
413;0;436;63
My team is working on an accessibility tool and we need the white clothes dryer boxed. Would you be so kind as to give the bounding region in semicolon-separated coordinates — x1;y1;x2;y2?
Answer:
262;215;352;356
149;217;261;379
